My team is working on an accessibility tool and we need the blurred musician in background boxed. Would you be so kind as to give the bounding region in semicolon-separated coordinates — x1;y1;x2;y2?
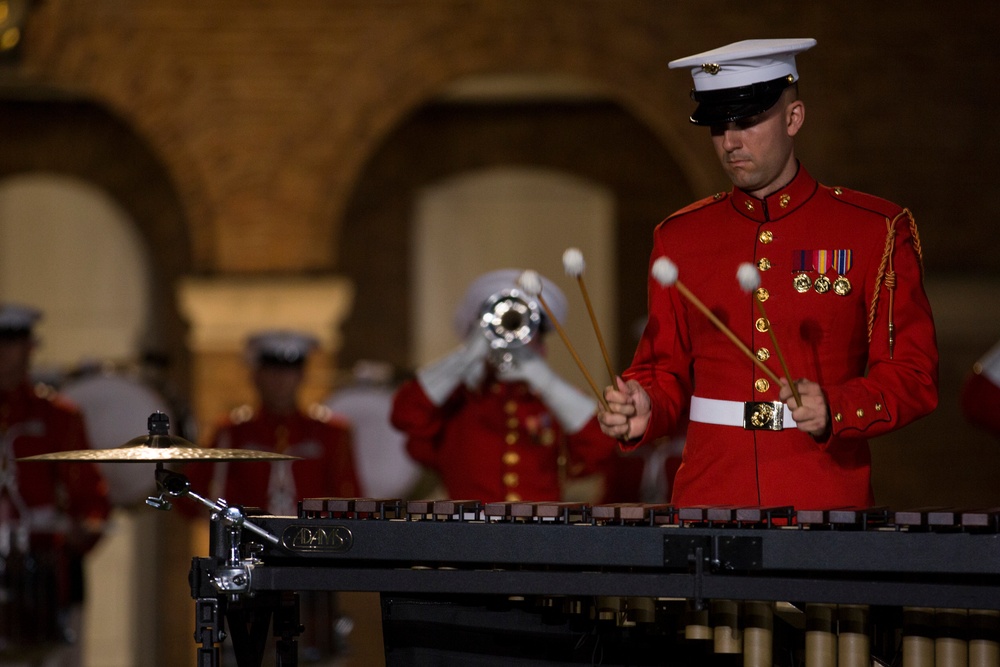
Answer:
960;339;1000;440
185;330;362;664
187;330;361;516
598;39;939;508
391;269;618;503
0;304;110;667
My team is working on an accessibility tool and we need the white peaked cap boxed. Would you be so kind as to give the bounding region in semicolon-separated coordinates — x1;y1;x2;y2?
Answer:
668;38;816;125
246;329;319;366
0;303;42;335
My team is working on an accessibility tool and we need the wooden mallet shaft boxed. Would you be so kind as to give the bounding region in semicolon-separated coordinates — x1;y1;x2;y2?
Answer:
672;279;782;385
753;297;802;407
736;262;801;407
563;248;616;387
534;291;610;412
573;275;616;387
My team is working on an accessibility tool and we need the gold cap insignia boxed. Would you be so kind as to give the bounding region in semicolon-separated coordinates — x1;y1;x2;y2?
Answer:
702;63;722;75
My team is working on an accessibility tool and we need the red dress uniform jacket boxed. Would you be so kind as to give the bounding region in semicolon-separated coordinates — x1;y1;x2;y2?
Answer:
0;381;110;547
625;165;938;508
189;405;362;516
392;378;616;503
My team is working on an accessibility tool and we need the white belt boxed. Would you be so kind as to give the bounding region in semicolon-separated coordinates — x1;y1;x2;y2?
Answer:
690;396;796;431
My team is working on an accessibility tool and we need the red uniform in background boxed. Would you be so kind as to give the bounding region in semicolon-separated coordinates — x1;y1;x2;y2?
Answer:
1;381;110;537
183;330;362;517
393;376;615;503
625;166;938;507
185;330;361;662
191;405;361;515
0;302;112;659
0;379;111;653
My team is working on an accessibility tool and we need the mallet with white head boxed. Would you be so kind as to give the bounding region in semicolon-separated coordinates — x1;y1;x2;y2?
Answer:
651;257;780;384
562;247;616;386
518;269;609;411
737;262;801;407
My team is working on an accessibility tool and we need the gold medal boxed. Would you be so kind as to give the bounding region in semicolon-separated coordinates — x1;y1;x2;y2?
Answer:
813;275;832;294
793;273;812;292
833;275;852;296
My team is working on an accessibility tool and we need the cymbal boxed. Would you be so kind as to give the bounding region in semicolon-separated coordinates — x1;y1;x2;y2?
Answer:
18;434;300;463
19;410;301;462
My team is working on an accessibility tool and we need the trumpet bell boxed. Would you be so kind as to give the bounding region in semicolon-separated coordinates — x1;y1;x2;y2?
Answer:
479;288;541;350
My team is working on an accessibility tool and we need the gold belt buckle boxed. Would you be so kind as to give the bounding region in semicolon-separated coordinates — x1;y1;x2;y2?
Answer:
743;401;784;431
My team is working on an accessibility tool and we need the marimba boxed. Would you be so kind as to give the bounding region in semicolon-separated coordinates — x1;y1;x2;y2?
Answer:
189;499;1000;666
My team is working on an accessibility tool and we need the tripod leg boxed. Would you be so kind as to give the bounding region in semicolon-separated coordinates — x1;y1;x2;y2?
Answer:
195;597;224;667
274;591;302;667
226;595;273;667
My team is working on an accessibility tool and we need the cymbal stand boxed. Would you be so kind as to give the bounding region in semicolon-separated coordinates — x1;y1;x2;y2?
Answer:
148;464;291;666
147;464;281;593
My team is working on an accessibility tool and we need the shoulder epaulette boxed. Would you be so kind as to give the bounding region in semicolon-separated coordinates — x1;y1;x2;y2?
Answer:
228;404;254;424
33;382;59;401
34;385;83;415
826;185;903;219
307;403;333;422
307;403;352;429
665;191;729;222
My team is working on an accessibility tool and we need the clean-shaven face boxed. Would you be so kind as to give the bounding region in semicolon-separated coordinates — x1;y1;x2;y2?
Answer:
709;95;800;199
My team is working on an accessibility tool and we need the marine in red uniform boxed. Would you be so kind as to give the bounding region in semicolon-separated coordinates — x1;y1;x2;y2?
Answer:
960;341;1000;440
0;303;110;655
189;330;361;516
391;269;617;503
598;39;939;508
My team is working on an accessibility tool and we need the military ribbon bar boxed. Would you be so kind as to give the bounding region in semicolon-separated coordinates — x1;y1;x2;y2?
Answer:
813;249;830;274
793;250;811;272
833;249;853;275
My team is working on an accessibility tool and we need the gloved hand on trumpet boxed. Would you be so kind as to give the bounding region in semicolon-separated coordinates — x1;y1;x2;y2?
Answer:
415;287;595;432
417;269;560;407
415;328;491;406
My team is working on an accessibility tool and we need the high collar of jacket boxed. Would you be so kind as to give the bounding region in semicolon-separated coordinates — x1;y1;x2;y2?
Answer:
729;163;817;223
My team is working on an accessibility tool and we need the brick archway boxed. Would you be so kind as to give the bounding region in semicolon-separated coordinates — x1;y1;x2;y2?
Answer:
338;97;694;375
0;94;194;393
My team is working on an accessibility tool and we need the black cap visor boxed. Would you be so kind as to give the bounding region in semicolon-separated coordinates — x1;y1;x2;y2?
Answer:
689;75;793;126
257;352;307;367
0;328;32;341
